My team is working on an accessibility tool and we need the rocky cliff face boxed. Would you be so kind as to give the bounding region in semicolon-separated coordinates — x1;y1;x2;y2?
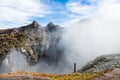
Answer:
78;54;120;73
0;21;64;66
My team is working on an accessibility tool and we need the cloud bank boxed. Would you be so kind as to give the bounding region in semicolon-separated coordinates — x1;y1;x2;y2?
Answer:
62;0;120;70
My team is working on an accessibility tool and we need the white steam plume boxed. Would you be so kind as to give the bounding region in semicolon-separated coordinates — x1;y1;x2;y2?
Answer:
62;0;120;70
0;49;71;74
0;50;30;73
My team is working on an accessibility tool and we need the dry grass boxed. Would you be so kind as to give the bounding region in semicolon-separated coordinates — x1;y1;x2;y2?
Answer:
51;72;103;80
0;71;104;80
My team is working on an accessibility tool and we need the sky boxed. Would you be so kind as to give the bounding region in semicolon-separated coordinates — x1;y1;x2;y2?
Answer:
0;0;99;28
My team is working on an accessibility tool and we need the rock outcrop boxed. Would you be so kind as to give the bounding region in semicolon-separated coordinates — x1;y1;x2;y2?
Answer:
78;54;120;73
93;68;120;80
0;21;64;65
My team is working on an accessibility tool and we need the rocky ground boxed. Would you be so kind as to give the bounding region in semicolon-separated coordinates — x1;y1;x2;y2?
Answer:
78;54;120;73
94;68;120;80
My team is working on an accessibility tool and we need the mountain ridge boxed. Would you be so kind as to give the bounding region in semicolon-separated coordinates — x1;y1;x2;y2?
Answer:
0;21;63;66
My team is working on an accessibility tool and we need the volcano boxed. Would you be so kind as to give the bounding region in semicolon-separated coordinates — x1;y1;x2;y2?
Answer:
0;21;67;74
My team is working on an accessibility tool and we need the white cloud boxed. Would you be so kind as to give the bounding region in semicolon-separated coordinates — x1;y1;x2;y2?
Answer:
66;1;96;15
0;0;50;29
65;0;120;26
97;0;120;15
64;0;97;27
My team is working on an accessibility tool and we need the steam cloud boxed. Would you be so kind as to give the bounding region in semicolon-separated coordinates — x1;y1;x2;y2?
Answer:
0;49;71;74
0;50;30;74
62;0;120;70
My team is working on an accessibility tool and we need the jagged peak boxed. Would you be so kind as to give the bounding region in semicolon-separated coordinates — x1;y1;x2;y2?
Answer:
47;22;55;27
19;21;40;31
47;22;59;32
32;20;39;29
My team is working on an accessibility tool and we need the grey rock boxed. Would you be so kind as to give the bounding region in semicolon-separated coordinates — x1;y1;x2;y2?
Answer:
78;54;120;73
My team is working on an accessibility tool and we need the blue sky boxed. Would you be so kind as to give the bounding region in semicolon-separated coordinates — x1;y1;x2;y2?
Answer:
0;0;98;28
